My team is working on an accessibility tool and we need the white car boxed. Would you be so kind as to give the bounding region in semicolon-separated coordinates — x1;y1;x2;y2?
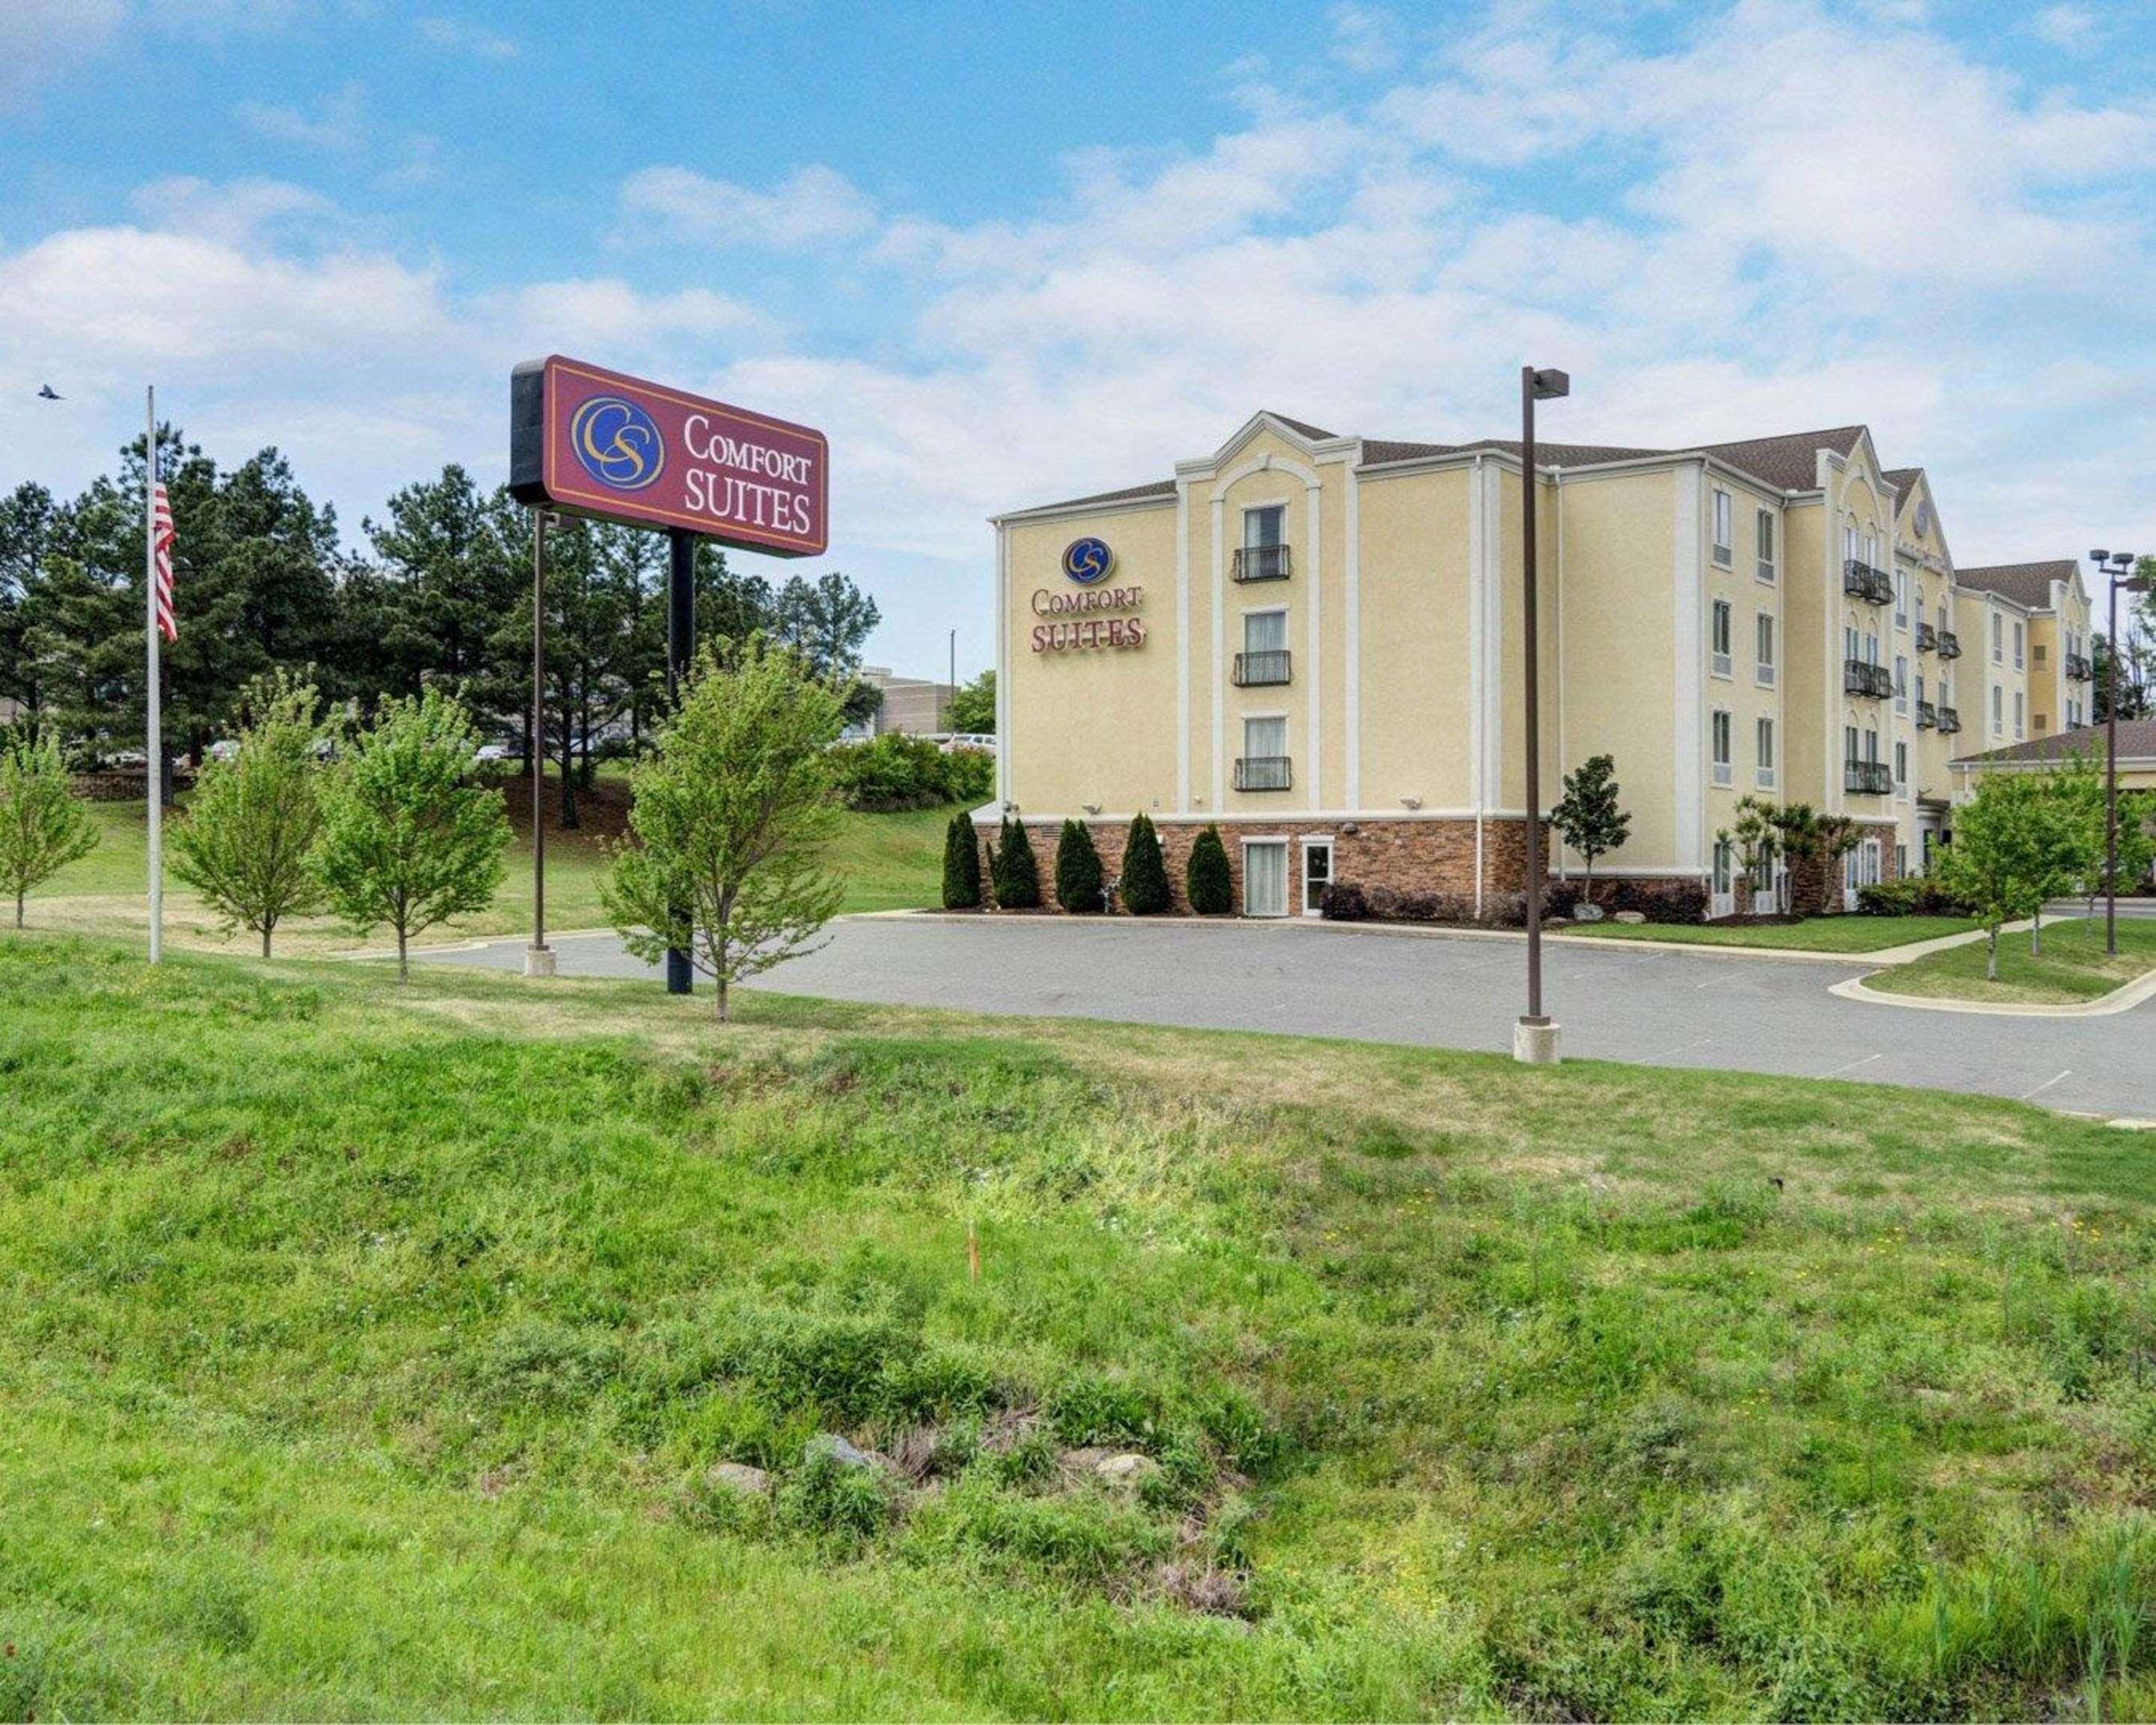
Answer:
207;740;240;762
475;743;514;763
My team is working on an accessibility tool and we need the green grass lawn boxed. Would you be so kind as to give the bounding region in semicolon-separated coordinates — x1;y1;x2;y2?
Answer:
1860;914;2156;1005
29;787;954;953
5;933;2156;1718
1563;913;1978;952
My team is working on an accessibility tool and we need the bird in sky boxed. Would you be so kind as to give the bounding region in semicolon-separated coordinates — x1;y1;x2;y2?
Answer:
37;384;61;400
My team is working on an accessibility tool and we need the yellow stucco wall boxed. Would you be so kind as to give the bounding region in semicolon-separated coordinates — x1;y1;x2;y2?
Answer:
1356;465;1473;810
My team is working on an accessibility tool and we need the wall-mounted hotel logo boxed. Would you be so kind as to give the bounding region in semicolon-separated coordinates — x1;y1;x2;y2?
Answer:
1062;536;1115;585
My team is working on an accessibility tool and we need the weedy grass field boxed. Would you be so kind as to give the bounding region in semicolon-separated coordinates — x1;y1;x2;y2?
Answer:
4;933;2156;1718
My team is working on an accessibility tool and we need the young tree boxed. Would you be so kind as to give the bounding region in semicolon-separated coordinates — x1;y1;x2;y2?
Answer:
601;641;844;1021
946;669;996;736
1187;824;1233;916
1549;753;1630;907
1726;794;1780;916
315;689;510;982
2031;755;2104;954
1120;812;1170;914
0;723;97;927
170;670;327;957
1055;818;1103;912
1940;774;2051;982
991;815;1041;909
942;811;983;909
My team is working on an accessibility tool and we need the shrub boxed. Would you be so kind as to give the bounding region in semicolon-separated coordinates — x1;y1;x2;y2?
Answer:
1320;881;1369;921
1187;824;1233;915
1120;813;1170;914
776;1444;897;1546
942;812;983;909
1055;819;1103;912
1603;878;1709;925
991;816;1040;909
1856;879;1919;916
826;733;993;812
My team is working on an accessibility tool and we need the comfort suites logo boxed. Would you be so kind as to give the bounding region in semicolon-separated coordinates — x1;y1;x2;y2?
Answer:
569;395;666;492
1062;535;1114;585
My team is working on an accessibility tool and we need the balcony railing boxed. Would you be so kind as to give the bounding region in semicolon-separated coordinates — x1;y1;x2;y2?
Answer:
1231;648;1292;687
1916;621;1937;652
1234;755;1292;792
1937;705;1961;734
1916;700;1937;729
1844;659;1894;699
1843;560;1894;605
2066;651;2093;682
1231;544;1291;583
1845;759;1893;795
1936;628;1961;660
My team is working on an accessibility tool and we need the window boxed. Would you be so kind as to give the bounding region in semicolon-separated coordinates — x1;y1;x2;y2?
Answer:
1897;844;1907;879
1713;839;1732;895
1243;840;1288;917
1865;725;1879;764
1711;599;1732;676
2014;691;2023;739
1845;624;1860;665
1992;612;2003;663
1894;568;1907;627
1300;839;1331;918
1915;672;1926;708
1992;684;2003;733
1894;740;1907;788
1865;629;1880;666
1712;490;1732;566
1844;723;1860;766
2013;620;2024;668
1711;709;1732;785
1243;714;1286;759
1243;609;1286;654
1243;505;1283;551
1756;508;1776;581
1755;717;1776;788
1755;612;1775;686
1895;654;1907;712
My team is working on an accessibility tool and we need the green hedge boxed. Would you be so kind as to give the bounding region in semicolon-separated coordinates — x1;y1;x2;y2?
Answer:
828;734;993;812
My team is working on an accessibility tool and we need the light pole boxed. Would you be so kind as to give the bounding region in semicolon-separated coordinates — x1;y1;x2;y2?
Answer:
1516;365;1569;1066
526;509;562;979
2091;548;2150;955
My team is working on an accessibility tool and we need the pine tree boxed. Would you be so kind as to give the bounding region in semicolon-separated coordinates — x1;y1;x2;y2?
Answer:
1187;823;1233;915
1056;818;1103;912
1550;754;1630;907
992;815;1040;908
1121;812;1169;914
943;811;983;909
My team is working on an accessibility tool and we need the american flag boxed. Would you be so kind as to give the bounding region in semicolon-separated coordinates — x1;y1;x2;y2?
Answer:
151;482;176;642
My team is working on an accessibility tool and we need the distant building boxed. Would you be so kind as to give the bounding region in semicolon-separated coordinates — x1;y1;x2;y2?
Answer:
843;666;953;740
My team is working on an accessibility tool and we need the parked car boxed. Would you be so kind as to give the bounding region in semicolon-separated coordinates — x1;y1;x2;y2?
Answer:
207;739;240;762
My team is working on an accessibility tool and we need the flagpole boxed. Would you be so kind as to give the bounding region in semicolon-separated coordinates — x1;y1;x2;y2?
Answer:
145;385;162;965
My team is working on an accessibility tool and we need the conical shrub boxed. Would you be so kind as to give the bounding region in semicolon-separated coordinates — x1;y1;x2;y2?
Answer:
942;812;983;909
1187;823;1233;916
1056;818;1104;912
1121;813;1169;914
992;815;1040;909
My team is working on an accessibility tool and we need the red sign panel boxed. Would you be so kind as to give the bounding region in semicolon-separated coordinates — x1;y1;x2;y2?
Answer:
510;355;828;556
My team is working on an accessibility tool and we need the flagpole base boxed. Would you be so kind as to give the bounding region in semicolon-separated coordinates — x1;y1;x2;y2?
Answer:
1513;1016;1561;1065
523;944;556;979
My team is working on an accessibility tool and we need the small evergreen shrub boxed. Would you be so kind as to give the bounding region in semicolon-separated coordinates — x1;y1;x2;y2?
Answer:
1319;881;1368;921
942;812;983;909
992;816;1040;909
1055;819;1104;912
1120;813;1170;914
1186;824;1233;916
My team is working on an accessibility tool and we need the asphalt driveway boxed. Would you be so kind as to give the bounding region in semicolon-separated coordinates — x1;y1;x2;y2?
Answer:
416;915;2156;1119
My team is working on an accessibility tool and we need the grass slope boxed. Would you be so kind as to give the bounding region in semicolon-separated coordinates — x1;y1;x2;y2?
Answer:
1862;915;2156;1005
1564;913;1978;952
5;935;2156;1718
29;788;952;953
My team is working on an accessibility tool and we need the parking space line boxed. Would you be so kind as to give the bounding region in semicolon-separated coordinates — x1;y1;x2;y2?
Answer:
2020;1069;2072;1101
1819;1052;1884;1079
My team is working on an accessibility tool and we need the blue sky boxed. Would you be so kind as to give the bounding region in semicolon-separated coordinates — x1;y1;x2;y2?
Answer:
2;0;2151;675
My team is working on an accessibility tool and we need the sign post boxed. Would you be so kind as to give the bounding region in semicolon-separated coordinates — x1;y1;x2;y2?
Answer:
511;356;829;993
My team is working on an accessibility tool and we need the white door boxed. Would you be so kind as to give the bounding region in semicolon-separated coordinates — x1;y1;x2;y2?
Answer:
1300;839;1333;917
1244;841;1288;918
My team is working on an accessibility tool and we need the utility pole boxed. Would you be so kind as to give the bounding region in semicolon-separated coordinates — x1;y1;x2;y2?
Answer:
1514;365;1568;1065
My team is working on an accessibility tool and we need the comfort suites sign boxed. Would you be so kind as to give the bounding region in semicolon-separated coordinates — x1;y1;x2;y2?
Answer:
511;355;828;556
1032;535;1147;653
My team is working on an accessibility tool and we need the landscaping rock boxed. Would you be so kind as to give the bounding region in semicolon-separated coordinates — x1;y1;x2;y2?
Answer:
1571;903;1605;923
1613;910;1648;925
1093;1452;1161;1489
804;1433;885;1473
704;1461;771;1497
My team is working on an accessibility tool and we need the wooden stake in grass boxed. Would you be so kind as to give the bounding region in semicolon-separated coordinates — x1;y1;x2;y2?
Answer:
967;1216;980;1283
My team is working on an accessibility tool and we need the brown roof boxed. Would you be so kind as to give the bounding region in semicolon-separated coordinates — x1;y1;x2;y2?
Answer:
1692;425;1866;492
1263;411;1336;442
1011;477;1178;514
1955;560;2076;611
1359;436;1673;469
1882;466;1923;499
1955;720;2156;767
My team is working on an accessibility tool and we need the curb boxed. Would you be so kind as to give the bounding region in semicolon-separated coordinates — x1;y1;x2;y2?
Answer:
1832;964;2156;1019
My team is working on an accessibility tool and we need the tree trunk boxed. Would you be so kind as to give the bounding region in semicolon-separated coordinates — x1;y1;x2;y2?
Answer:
716;975;729;1023
261;925;272;959
557;725;579;830
1583;858;1594;910
1986;928;1999;981
13;889;22;928
397;927;409;985
2030;906;2043;957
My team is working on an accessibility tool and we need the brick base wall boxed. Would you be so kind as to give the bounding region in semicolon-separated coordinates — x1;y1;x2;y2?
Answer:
972;814;1698;919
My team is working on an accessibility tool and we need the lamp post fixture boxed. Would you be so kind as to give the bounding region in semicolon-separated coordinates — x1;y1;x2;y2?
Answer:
2091;548;2151;956
1515;365;1569;1066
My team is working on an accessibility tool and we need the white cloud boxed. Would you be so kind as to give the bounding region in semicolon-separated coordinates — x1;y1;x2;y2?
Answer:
2029;4;2098;50
0;0;124;111
415;15;517;60
616;164;877;250
237;81;368;153
1328;3;1404;76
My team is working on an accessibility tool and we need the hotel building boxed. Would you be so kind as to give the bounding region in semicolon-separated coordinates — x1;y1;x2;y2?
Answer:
989;411;2093;918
